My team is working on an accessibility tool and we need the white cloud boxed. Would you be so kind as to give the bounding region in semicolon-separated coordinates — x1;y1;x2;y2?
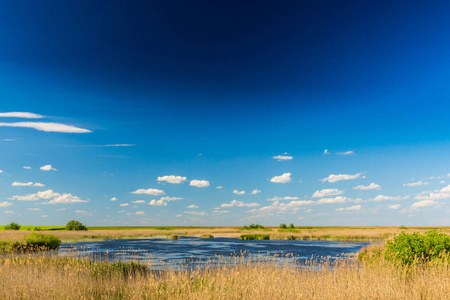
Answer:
28;208;41;211
184;211;208;216
336;205;361;211
75;210;93;216
316;196;357;204
219;200;260;208
110;197;117;201
403;181;429;187
131;188;165;195
120;203;129;206
176;214;183;217
388;204;401;210
270;173;292;183
353;183;381;190
40;215;48;218
272;155;293;161
157;175;187;184
0;170;3;173
148;199;167;206
256;200;314;214
11;181;45;187
47;193;88;204
0;112;44;119
233;190;245;195
267;196;299;201
372;195;407;202
23;166;32;169
132;200;146;204
159;196;183;201
135;211;145;215
411;200;436;208
250;189;261;195
190;180;210;188
40;165;57;171
0;201;12;207
320;173;363;183
4;211;14;214
414;185;450;202
0;122;91;133
323;149;330;155
216;186;223;189
187;205;199;209
336;151;355;155
104;144;135;147
10;189;60;201
312;188;344;198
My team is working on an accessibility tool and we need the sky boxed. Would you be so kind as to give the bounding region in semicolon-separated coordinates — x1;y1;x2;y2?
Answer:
1;0;450;226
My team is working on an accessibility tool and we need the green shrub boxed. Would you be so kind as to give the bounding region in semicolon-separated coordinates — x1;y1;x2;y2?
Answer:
289;223;295;229
170;235;178;240
385;230;450;265
23;233;61;250
5;222;21;230
399;225;407;229
242;224;265;230
199;234;214;238
279;223;287;229
65;220;88;231
33;227;43;231
239;234;270;240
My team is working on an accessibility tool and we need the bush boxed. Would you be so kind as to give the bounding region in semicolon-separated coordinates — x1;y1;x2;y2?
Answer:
289;223;294;229
239;234;270;240
242;224;265;230
199;234;214;238
65;220;88;231
385;230;450;265
5;222;21;230
279;223;287;229
24;233;61;250
33;227;43;231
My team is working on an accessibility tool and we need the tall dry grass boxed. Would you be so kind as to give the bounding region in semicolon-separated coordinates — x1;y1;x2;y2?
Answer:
1;252;450;299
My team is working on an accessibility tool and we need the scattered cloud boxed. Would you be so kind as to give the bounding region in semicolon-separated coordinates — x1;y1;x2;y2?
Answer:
270;173;292;183
47;193;88;204
40;215;48;218
135;211;145;215
187;205;199;209
110;197;117;201
40;165;57;171
157;175;187;184
131;188;165;195
267;196;299;201
411;200;436;209
190;180;210;188
233;190;245;195
388;204;401;210
0;112;44;119
216;186;223;189
219;200;260;208
372;195;407;202
149;199;167;206
159;196;183;201
76;210;93;216
8;189;87;205
250;189;261;195
353;183;381;190
28;208;41;211
414;185;450;201
403;181;429;187
3;139;16;142
312;188;344;198
184;211;208;216
320;173;363;183
0;201;12;207
4;211;14;214
272;155;293;161
104;144;135;147
120;203;129;206
0;122;92;133
12;181;44;187
336;151;355;155
323;149;330;155
336;205;361;211
23;166;32;169
132;200;146;204
316;196;358;204
176;214;183;217
0;170;3;173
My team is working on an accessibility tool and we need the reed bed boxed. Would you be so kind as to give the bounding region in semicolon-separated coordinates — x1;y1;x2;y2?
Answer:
1;251;450;299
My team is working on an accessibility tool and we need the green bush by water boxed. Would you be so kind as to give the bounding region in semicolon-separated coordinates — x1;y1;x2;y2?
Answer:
199;234;214;238
65;220;88;231
241;224;266;230
0;233;61;253
239;234;270;240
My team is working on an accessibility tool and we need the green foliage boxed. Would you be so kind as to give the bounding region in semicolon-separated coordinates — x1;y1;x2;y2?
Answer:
155;227;172;230
385;230;450;265
399;225;407;229
170;235;178;240
5;222;21;230
199;234;214;238
289;223;295;229
242;224;265;230
278;228;300;233
33;227;43;231
279;223;287;229
65;220;88;231
239;234;270;240
0;233;61;253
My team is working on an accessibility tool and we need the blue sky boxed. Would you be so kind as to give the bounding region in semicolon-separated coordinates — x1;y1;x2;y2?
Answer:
1;1;450;226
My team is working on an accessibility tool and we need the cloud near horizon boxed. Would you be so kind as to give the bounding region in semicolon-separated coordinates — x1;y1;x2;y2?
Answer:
312;188;344;198
0;112;44;118
0;122;92;133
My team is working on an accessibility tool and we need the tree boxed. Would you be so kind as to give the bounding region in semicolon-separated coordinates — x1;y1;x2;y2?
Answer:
289;223;294;229
279;223;287;229
65;220;88;231
5;222;21;230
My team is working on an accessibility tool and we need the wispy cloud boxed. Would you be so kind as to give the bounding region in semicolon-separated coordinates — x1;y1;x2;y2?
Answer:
316;196;358;204
250;189;261;195
23;166;32;169
219;200;260;208
40;165;57;171
9;189;87;204
110;197;117;201
336;205;361;211
372;195;408;202
267;196;299;201
76;210;93;216
233;190;245;195
353;183;381;190
320;173;363;183
270;173;292;183
323;149;330;155
411;200;436;208
272;155;293;161
131;188;165;195
184;211;208;216
388;204;401;210
0;201;12;207
12;181;45;187
157;175;187;184
336;151;355;155
148;196;182;206
0;122;91;133
403;181;429;187
312;188;344;198
187;205;199;209
0;112;44;118
190;180;210;188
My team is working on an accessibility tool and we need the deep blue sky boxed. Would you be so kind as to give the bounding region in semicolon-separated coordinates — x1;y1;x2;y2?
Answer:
1;1;450;226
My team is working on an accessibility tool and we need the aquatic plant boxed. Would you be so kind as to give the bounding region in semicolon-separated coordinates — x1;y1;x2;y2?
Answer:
199;234;214;238
239;234;270;240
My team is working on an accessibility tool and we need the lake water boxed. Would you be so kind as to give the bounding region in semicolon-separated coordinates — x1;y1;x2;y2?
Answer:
59;237;370;270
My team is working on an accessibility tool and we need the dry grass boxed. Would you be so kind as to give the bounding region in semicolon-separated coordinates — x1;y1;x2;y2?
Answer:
2;226;448;243
1;252;450;299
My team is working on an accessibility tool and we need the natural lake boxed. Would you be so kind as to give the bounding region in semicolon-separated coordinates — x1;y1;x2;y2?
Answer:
59;237;370;270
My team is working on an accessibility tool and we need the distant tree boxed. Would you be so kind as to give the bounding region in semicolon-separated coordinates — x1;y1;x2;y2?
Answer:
5;222;21;230
289;223;294;229
279;223;287;229
65;220;88;231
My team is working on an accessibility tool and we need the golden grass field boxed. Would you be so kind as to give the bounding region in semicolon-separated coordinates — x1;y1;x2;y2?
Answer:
2;226;450;299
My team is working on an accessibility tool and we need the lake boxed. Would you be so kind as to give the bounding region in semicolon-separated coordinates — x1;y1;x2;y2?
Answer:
59;237;370;270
